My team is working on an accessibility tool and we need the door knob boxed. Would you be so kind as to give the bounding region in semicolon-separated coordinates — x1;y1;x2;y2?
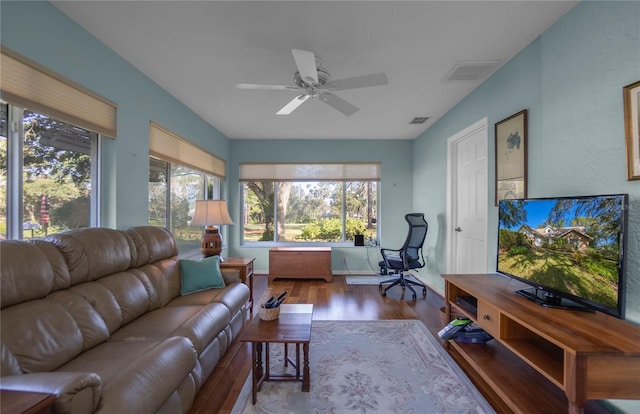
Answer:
455;227;462;232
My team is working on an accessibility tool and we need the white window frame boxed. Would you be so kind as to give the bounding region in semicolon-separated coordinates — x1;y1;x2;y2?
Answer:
2;102;101;240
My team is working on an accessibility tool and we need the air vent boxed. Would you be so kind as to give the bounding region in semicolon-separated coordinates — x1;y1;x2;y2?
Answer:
444;61;499;82
409;117;430;125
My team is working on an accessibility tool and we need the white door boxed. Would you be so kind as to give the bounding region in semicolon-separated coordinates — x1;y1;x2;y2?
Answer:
447;118;488;274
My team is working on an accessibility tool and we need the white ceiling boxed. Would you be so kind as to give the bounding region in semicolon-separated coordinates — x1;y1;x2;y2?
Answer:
53;1;577;140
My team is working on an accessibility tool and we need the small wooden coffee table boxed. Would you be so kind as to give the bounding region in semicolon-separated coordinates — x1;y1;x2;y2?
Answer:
240;304;313;404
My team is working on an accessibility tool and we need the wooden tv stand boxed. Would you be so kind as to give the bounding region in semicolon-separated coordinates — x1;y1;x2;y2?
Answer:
442;273;640;414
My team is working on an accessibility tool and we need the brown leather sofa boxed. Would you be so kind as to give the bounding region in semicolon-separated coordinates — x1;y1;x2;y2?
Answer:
0;226;250;414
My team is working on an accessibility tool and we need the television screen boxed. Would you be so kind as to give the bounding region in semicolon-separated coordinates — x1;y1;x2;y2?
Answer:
497;194;628;318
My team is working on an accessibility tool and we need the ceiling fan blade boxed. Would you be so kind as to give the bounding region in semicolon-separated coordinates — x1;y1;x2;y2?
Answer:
291;49;318;85
320;92;359;116
277;94;310;115
324;73;389;91
236;83;302;91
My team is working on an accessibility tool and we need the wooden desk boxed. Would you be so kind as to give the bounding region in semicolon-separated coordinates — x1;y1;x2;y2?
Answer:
240;304;313;404
269;247;332;282
221;257;255;312
1;390;56;414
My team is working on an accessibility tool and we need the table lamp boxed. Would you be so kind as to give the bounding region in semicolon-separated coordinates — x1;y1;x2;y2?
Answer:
190;200;234;257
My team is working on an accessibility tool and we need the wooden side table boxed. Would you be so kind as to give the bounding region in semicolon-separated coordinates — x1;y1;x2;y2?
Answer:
240;304;313;404
1;390;56;414
221;257;255;312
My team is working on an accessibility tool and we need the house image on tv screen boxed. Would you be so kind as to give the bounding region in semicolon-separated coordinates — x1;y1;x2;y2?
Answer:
517;224;593;251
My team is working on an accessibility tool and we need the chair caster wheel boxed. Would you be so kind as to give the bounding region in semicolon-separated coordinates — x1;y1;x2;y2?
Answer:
378;284;383;291
412;294;417;301
381;292;387;297
422;288;427;298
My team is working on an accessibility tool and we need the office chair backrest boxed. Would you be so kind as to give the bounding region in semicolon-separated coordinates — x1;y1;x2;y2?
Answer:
402;213;428;269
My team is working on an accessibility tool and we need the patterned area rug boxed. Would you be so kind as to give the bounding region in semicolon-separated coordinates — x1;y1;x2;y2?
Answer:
345;274;422;285
232;320;495;414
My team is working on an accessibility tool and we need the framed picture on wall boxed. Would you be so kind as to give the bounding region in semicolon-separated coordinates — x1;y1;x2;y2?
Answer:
495;109;527;205
623;80;640;181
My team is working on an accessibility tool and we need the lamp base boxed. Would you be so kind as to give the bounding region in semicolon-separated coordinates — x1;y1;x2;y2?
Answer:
201;226;222;257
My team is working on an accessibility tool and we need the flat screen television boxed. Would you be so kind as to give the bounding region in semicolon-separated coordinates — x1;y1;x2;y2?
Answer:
497;194;628;318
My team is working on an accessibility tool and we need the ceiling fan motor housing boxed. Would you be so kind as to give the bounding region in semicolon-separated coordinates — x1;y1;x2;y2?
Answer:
294;67;330;88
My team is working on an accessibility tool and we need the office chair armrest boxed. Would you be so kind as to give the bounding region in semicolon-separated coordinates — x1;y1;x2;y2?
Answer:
380;247;401;256
380;248;402;265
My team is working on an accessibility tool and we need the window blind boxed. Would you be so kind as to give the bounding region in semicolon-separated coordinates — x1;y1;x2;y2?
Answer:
149;122;226;178
0;47;117;137
239;163;380;181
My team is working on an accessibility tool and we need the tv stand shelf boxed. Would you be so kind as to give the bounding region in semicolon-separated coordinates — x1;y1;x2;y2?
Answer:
443;273;640;414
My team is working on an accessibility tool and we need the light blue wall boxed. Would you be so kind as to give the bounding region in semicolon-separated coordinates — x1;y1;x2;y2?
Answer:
415;5;639;410
413;2;640;317
0;1;231;229
229;139;414;273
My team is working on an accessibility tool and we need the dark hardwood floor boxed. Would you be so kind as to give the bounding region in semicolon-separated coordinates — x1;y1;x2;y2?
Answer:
188;274;612;414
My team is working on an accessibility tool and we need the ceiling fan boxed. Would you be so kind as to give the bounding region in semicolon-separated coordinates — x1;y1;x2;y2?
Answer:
236;49;388;116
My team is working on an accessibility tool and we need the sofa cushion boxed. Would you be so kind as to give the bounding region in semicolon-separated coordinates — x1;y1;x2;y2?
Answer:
110;303;230;355
69;272;154;334
126;226;178;266
57;337;196;414
1;241;57;308
136;260;182;307
169;283;249;317
45;228;134;285
179;256;225;295
1;300;84;373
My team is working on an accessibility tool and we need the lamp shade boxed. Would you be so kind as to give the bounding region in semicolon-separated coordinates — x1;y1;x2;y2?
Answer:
190;200;234;227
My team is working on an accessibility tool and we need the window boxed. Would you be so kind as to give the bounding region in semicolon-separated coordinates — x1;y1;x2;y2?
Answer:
241;163;379;244
148;122;224;254
1;49;115;240
1;102;100;240
149;157;221;253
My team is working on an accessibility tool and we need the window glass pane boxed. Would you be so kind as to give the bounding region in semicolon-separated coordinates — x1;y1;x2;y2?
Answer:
346;181;378;241
243;182;275;242
149;157;167;227
22;110;95;238
290;182;341;242
170;165;204;252
0;103;7;240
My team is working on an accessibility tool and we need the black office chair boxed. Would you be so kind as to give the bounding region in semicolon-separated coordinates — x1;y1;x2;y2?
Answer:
378;213;428;301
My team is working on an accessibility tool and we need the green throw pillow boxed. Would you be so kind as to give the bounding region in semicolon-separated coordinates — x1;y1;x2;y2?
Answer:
179;255;226;295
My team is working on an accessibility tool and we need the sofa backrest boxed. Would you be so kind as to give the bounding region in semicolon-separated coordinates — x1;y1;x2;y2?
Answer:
126;226;181;307
0;226;181;375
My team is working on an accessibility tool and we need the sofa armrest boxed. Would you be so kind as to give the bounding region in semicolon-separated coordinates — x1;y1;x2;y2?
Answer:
1;371;101;414
221;268;241;285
